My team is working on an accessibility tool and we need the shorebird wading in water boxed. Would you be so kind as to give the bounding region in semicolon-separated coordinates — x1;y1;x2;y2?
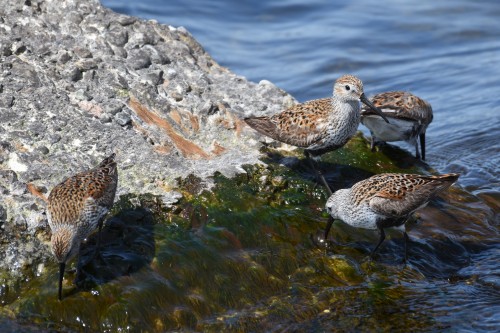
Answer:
47;153;118;300
361;91;433;160
324;173;459;260
244;75;389;195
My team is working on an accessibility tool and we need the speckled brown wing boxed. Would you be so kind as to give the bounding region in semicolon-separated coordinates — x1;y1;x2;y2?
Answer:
91;153;118;209
352;173;458;218
48;154;118;225
244;98;331;148
362;91;433;124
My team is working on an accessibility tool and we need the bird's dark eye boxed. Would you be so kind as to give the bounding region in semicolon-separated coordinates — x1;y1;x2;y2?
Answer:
345;85;350;91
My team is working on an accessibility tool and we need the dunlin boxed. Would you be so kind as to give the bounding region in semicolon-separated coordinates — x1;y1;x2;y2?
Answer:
361;91;433;160
47;153;118;300
245;75;389;194
324;173;459;260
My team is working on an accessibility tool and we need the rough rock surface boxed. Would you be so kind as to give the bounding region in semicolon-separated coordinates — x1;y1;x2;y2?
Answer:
0;0;295;278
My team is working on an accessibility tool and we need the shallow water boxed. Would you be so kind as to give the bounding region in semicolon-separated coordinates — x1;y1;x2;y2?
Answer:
2;0;499;332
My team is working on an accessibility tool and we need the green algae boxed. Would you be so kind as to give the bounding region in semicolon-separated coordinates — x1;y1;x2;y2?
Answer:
0;133;497;332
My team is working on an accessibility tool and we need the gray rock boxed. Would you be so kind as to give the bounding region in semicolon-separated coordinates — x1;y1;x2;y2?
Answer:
0;0;293;281
105;102;124;115
0;95;14;108
114;111;131;126
48;133;62;144
141;69;163;86
73;46;93;59
63;66;82;82
0;40;12;56
127;49;152;69
0;170;18;183
0;204;6;223
57;50;73;64
107;26;129;46
75;58;100;71
35;146;50;155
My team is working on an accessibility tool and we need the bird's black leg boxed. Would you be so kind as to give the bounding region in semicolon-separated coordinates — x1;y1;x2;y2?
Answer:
414;138;421;160
92;218;105;262
370;136;376;152
370;227;386;258
97;219;104;251
403;231;410;264
304;151;333;196
419;133;426;160
324;215;334;241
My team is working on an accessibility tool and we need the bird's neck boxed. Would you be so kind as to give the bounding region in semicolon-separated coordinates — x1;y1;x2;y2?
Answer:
330;97;361;121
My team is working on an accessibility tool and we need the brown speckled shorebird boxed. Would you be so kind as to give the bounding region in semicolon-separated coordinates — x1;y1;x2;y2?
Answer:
361;91;433;160
324;173;459;260
47;153;118;300
244;75;389;195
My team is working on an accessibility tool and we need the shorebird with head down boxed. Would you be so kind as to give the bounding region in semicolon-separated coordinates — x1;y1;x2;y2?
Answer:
244;74;389;195
324;173;459;261
47;153;118;300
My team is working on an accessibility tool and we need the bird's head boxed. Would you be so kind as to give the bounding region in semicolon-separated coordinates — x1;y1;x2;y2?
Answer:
51;226;80;265
334;74;389;123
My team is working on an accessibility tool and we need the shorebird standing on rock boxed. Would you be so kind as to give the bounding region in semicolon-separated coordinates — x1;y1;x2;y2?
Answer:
244;74;389;195
324;173;459;261
361;91;433;160
47;153;118;300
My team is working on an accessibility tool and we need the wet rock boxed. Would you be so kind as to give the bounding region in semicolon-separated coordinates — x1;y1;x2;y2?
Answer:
0;0;291;286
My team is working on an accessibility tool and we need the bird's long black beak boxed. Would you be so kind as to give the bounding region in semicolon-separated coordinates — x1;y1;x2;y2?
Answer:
58;262;65;301
360;93;390;124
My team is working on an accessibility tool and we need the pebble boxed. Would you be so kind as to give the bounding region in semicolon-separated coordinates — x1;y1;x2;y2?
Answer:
115;111;132;126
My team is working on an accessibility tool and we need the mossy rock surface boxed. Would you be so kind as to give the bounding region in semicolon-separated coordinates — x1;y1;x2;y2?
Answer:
1;134;497;332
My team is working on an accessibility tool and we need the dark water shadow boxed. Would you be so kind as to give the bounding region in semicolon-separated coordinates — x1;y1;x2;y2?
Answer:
375;142;432;171
260;148;375;194
71;208;155;293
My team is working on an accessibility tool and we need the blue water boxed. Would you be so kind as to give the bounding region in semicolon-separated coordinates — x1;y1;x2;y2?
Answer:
102;0;500;196
100;0;500;331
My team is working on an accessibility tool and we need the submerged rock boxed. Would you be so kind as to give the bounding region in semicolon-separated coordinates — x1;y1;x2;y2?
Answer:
0;0;290;279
